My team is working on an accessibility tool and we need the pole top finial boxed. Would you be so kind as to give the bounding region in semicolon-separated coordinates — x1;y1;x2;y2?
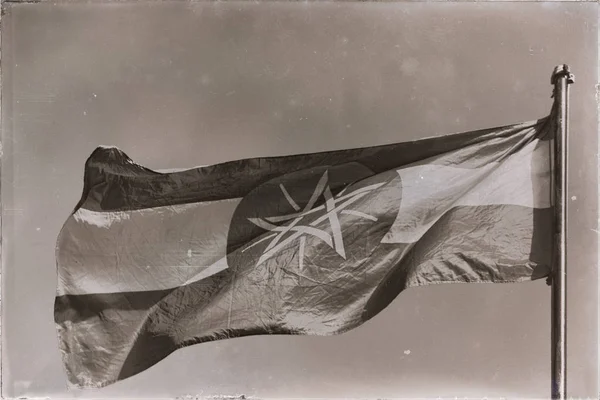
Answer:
551;64;575;85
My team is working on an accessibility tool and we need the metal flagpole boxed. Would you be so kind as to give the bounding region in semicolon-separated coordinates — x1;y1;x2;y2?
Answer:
549;64;574;400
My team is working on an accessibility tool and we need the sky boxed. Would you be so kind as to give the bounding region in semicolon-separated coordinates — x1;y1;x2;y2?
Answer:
1;1;598;399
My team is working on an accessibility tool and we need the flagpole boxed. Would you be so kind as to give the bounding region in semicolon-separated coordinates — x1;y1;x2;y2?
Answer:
549;64;574;400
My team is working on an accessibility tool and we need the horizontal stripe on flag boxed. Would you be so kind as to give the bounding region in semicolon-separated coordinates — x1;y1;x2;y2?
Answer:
56;204;551;325
79;118;548;212
364;204;552;320
383;139;551;243
57;198;240;295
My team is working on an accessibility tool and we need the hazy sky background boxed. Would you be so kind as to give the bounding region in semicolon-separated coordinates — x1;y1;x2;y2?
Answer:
2;2;597;398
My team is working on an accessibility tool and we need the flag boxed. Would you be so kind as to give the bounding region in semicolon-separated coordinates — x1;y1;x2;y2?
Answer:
55;111;555;388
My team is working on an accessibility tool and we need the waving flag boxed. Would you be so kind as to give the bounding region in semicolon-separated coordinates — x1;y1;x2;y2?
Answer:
55;111;554;388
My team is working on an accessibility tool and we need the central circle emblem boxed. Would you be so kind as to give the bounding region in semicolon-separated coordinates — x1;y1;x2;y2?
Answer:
227;162;401;273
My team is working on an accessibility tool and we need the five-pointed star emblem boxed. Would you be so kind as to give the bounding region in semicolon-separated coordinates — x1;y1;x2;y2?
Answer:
243;170;385;270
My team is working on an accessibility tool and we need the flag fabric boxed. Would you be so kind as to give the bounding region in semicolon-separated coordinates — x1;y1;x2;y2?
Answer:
55;111;555;388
